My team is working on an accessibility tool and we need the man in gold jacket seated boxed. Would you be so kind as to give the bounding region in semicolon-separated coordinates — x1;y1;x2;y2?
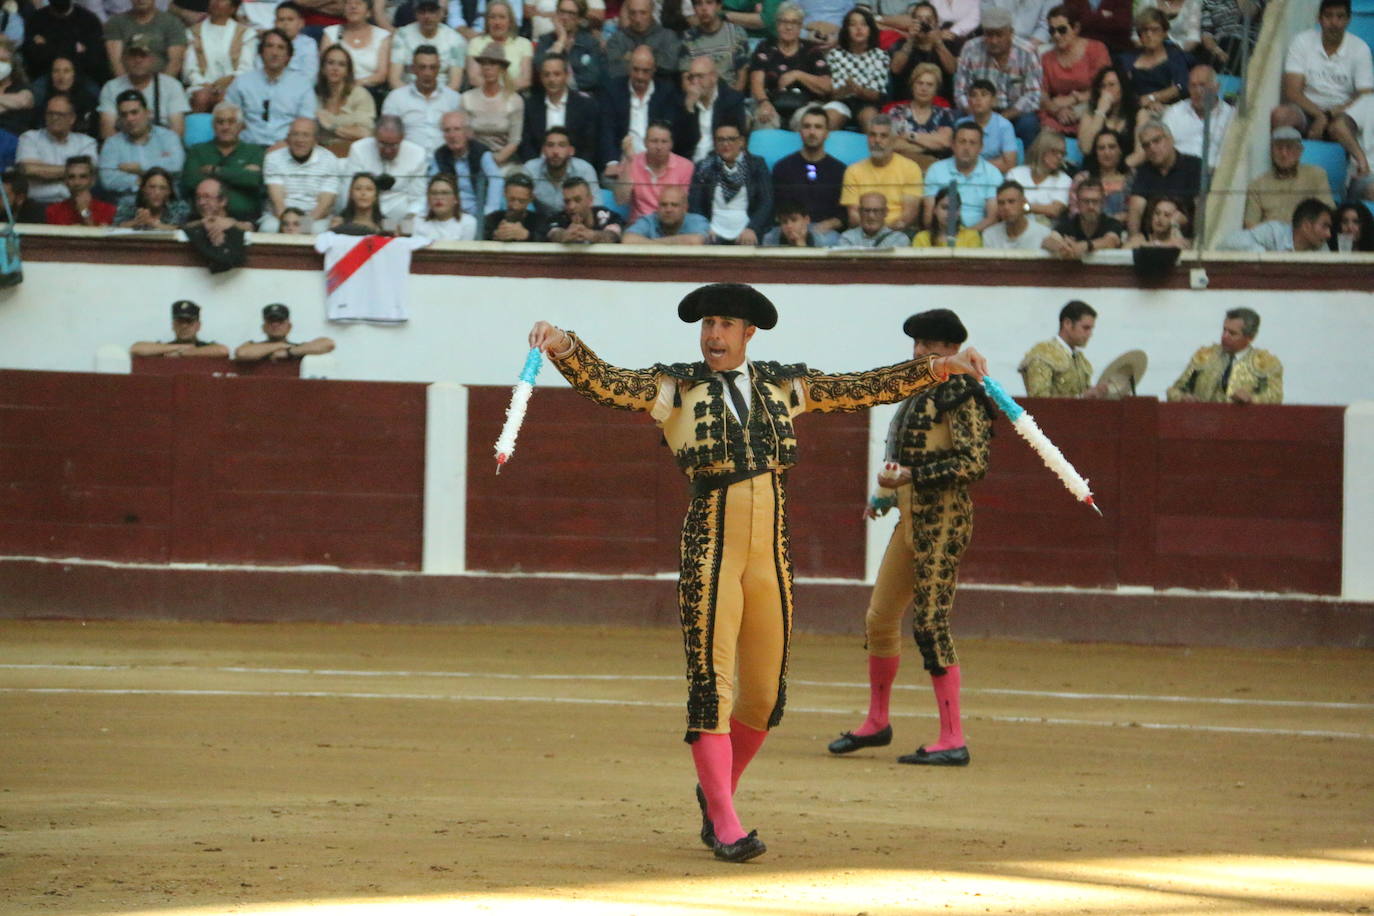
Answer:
1018;300;1109;398
527;284;988;864
1167;307;1283;404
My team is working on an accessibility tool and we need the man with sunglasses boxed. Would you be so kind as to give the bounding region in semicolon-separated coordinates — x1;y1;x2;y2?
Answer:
769;105;845;236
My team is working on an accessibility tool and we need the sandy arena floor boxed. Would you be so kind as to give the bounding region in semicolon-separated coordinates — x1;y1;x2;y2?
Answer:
1;619;1372;916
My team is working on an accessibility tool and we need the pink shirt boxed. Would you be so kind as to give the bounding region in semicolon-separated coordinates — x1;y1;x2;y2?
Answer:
626;152;695;223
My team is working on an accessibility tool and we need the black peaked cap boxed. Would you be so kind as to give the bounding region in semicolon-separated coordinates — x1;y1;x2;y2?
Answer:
677;283;778;330
903;308;967;344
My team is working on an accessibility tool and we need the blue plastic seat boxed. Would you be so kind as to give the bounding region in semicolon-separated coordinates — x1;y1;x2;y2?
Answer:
599;186;629;220
1217;74;1243;102
1015;136;1025;165
747;128;802;168
183;112;213;148
1301;140;1348;201
1348;12;1374;49
824;129;870;165
1364;200;1374;219
1064;135;1083;167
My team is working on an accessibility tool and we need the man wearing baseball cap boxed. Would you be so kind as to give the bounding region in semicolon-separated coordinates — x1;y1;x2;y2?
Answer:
1242;126;1336;229
234;303;336;362
528;286;989;863
129;300;230;358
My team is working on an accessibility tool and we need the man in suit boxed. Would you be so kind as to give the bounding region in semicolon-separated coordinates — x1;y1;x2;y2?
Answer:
600;45;688;176
520;53;609;172
677;54;748;163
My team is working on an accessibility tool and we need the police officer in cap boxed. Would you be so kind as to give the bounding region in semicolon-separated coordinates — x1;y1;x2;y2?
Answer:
234;303;337;362
130;300;231;359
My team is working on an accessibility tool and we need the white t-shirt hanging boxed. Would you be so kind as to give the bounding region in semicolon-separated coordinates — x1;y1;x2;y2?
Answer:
314;231;432;324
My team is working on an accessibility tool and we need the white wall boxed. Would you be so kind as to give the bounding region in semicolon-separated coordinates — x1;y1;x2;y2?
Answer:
1;258;1372;405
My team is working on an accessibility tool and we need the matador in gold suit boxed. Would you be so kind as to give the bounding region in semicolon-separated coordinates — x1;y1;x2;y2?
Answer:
828;309;993;767
1166;308;1282;404
528;285;989;863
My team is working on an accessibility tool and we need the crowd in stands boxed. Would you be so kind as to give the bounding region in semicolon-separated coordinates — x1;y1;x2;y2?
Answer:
0;0;1370;251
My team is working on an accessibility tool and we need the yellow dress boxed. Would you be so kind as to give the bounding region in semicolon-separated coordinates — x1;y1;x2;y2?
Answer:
911;228;983;248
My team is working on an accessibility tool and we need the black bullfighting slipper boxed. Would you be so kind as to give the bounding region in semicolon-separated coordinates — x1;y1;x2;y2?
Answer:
897;745;971;766
713;830;766;863
695;783;715;848
827;724;893;754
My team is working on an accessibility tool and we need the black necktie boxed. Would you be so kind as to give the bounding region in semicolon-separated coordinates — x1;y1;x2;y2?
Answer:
1219;352;1235;393
722;370;749;426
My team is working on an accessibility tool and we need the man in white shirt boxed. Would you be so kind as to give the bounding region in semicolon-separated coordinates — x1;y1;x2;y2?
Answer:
382;45;462;153
982;179;1052;250
1283;0;1373;181
262;117;339;232
97;41;190;139
390;0;466;89
340;115;428;225
1161;64;1235;169
17;93;99;203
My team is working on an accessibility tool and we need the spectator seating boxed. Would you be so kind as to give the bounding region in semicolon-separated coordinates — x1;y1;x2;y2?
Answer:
1349;11;1374;49
184;113;214;148
1064;135;1082;167
1217;74;1243;103
824;130;869;165
1301;140;1348;200
748;129;803;168
1364;200;1374;219
599;187;629;219
1015;137;1025;166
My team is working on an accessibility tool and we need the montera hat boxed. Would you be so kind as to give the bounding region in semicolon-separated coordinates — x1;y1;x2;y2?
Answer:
903;308;967;344
677;283;778;330
262;303;290;321
1095;349;1148;398
171;299;200;320
473;43;510;66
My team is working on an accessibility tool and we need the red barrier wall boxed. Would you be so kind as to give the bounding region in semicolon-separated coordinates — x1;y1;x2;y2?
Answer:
0;370;426;569
131;356;301;378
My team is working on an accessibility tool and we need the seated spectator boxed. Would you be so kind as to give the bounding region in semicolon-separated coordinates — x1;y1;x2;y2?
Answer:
682;0;750;93
956;78;1018;173
382;45;462;153
1243;125;1334;228
465;0;533;92
1331;201;1374;250
1077;64;1139;163
1282;0;1372;182
984;0;1055;47
1068;126;1131;220
842;113;922;231
887;2;957;104
689;120;772;244
44;155;114;225
23;0;108;88
533;0;607;96
911;184;982;246
761;196;839;246
1199;0;1262;75
680;54;748;162
321;0;393;96
98;89;185;208
524;125;599;211
431;109;504;220
277;207;308;233
390;0;466;89
953;7;1043;147
770;105;845;235
923;121;1000;231
1007;129;1071;222
1124;193;1191;247
1219;196;1333;252
410;173;479;239
104;0;187;79
1145;0;1203;54
983;179;1053;249
520;54;607;170
1167;307;1282;404
606;0;683;83
31;58;102;139
99;42;188;140
227;29;317;146
835;191;907;247
601;46;684;169
342;115;428;226
748;3;833;131
3;170;52;222
315;45;377;154
271;3;320;82
613;119;693;223
824;6;889;131
183;0;258;113
263;118;339;232
1119;7;1189;120
1018;299;1103;397
17;92;99;205
235;302;336;363
890;63;955;170
1044;176;1123;256
461;43;525;166
547;174;623;242
1161;64;1234;168
332;171;391;233
181;101;265;223
130;300;230;359
483;170;547;240
1126;118;1200;234
1039;4;1110;136
623;183;709;243
115;165;190;228
450;0;527;40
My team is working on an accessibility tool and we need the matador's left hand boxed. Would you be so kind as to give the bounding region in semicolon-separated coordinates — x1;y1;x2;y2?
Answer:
936;346;989;379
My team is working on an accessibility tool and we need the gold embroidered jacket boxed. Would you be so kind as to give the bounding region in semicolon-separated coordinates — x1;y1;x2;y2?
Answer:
1018;338;1092;397
885;375;995;490
551;332;945;480
1166;345;1284;404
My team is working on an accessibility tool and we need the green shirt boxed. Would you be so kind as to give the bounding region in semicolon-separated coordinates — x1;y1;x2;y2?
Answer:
180;140;266;222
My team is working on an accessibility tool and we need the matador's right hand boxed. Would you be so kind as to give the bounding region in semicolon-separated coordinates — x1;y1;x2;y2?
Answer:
529;321;571;355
